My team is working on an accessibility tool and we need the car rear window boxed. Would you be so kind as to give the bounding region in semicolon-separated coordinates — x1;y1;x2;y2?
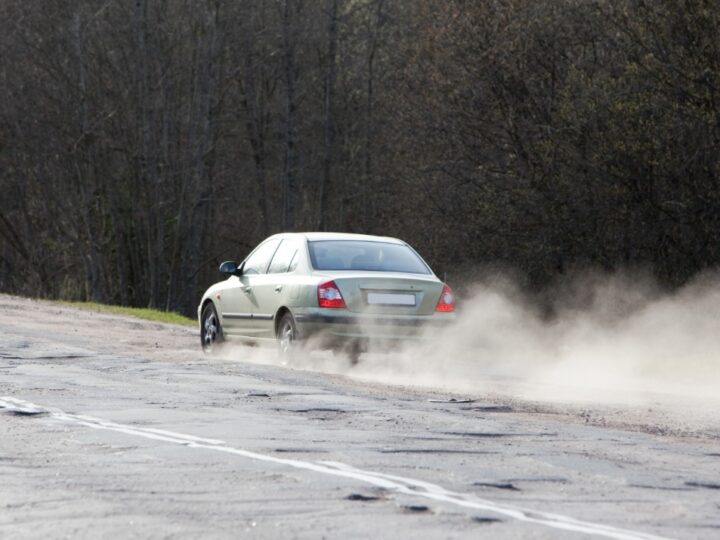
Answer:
308;240;431;274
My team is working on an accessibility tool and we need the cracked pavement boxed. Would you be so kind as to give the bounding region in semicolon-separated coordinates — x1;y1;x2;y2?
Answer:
1;295;719;539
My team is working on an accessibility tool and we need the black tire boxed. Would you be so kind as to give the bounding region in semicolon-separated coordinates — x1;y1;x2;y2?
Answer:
348;341;362;366
200;302;223;353
277;312;299;363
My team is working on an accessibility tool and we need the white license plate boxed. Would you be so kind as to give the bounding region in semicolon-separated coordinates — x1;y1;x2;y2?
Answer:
367;293;416;306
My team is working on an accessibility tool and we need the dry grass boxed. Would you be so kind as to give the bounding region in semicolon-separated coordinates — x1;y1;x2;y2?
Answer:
55;301;196;326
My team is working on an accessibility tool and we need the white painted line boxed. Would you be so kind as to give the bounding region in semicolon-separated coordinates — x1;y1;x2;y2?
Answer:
0;396;669;540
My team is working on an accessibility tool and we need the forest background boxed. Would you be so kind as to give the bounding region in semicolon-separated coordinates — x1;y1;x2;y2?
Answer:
1;0;719;316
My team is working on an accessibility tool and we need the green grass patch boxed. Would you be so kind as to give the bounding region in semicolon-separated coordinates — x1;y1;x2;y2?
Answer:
55;301;196;326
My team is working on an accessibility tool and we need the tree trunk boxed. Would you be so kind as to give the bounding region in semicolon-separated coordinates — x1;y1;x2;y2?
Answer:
318;0;339;231
281;0;300;230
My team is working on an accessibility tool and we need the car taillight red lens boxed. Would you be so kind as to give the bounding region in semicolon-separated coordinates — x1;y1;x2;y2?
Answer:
435;284;455;312
317;280;346;308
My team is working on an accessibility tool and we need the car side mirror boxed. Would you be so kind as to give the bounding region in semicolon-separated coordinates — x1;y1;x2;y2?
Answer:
219;260;242;276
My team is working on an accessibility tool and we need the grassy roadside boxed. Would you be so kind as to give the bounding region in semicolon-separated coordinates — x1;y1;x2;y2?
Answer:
54;301;196;326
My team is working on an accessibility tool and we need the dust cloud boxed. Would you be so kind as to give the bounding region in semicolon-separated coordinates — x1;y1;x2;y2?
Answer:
384;272;720;405
222;272;720;407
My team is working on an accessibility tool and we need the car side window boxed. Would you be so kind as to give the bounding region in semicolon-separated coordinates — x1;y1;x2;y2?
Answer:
287;250;299;273
267;240;299;274
243;239;281;275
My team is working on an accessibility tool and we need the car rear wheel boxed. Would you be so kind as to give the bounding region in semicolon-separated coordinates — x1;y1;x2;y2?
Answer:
277;312;298;363
346;341;361;366
201;302;223;353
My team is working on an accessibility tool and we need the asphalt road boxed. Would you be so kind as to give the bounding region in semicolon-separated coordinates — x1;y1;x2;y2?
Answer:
1;295;719;539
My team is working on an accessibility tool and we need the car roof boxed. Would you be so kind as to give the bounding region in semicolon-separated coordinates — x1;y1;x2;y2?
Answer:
271;232;405;244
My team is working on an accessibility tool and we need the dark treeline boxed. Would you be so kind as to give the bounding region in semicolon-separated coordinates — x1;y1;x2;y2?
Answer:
1;0;719;315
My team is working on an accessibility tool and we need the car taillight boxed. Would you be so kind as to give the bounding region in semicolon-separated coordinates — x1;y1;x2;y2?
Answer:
318;280;346;308
435;283;455;312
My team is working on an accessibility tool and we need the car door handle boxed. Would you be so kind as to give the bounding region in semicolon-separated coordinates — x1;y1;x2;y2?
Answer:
242;286;252;294
274;285;283;293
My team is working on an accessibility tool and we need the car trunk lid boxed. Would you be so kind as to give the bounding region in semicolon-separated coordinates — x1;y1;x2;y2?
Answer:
318;273;443;315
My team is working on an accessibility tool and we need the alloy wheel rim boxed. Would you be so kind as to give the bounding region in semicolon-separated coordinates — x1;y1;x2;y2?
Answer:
203;312;217;348
279;321;293;353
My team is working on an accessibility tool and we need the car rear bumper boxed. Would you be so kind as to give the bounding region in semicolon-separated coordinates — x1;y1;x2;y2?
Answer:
293;307;455;344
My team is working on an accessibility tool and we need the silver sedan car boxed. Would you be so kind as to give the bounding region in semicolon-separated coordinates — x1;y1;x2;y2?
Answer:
198;232;455;362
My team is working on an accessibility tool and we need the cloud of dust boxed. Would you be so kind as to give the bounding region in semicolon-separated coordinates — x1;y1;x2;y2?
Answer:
366;272;720;405
218;272;720;407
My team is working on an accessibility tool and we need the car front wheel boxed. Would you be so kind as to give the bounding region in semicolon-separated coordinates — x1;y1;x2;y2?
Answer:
200;302;223;353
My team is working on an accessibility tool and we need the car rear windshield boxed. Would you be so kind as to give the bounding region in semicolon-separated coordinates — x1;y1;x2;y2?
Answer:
308;240;431;274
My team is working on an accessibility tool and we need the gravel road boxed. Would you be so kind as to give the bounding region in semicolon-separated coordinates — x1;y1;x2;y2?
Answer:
1;295;718;539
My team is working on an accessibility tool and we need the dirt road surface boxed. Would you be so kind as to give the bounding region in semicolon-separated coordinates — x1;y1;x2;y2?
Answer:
1;295;718;539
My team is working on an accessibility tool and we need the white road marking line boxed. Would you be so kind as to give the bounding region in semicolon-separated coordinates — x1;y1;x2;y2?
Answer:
0;396;669;540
